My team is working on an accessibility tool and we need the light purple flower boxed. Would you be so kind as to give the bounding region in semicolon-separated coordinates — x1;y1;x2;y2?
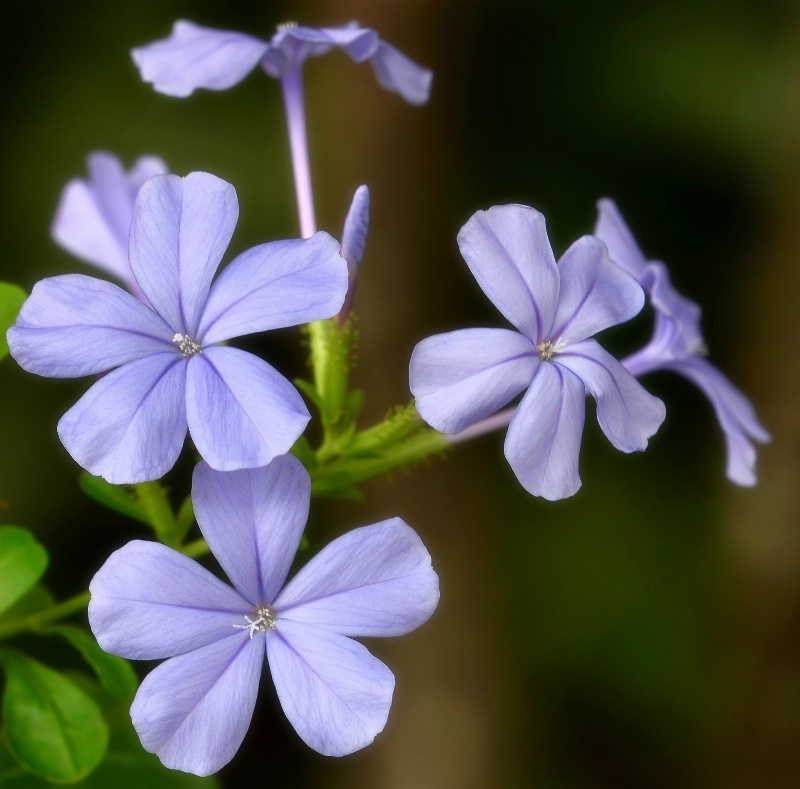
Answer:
8;171;347;483
410;204;666;500
88;455;439;775
52;151;167;299
595;198;770;485
132;20;432;105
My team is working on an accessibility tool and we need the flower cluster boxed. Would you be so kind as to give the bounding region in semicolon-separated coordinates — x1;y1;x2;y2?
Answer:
1;13;769;784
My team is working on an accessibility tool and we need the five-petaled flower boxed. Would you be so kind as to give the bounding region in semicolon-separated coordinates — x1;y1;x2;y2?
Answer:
410;204;666;500
88;455;439;775
132;20;432;105
8;171;347;483
51;151;167;300
595;198;770;485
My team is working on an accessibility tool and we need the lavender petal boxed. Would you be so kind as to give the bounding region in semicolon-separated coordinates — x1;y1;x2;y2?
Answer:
275;518;439;637
594;198;649;280
369;41;433;105
267;620;394;756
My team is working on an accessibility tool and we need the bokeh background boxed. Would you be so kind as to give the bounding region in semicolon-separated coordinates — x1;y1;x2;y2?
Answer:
1;1;799;787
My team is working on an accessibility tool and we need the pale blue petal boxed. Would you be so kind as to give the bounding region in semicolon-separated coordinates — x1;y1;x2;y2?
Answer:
275;518;439;637
410;328;537;433
192;457;311;605
89;541;250;660
185;346;309;471
132;20;269;97
198;232;346;344
594;198;649;280
58;353;187;483
550;235;644;342
341;185;370;274
8;275;173;377
131;634;265;776
130;172;238;335
370;41;433;105
267;620;394;756
457;205;559;341
504;361;586;500
558;339;665;452
667;356;770;485
647;262;705;358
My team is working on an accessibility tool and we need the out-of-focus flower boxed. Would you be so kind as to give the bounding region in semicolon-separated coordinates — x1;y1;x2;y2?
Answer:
89;455;439;775
595;198;770;485
411;204;665;500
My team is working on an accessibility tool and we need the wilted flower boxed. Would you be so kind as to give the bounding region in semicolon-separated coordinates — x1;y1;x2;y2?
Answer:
595;198;770;485
89;455;439;775
411;204;665;500
9;172;346;483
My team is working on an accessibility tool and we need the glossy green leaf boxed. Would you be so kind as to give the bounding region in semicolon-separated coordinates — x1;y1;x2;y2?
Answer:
0;586;55;621
0;528;48;616
0;282;26;361
0;650;108;782
45;626;138;700
78;474;148;524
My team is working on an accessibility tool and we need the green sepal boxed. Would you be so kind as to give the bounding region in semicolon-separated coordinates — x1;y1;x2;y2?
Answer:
0;282;26;361
78;474;148;525
43;626;138;700
0;528;48;618
0;650;108;783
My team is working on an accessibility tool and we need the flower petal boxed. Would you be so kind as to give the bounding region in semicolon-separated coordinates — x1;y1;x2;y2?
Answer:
89;540;250;660
410;328;537;433
198;232;346;344
558;339;665;452
130;172;238;335
504;361;586;500
275;518;439;637
457;205;559;341
131;634;264;776
594;198;649;280
192;457;311;605
341;185;370;275
8;275;173;377
267;620;394;756
550;235;644;342
185;346;309;471
369;41;433;105
666;356;770;485
132;20;269;97
58;353;187;483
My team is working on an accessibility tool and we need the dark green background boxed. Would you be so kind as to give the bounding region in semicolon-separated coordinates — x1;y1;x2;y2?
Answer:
1;1;798;787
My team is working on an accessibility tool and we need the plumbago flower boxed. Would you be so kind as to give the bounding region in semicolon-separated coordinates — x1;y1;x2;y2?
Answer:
132;20;432;105
410;204;666;500
339;184;370;321
52;151;167;298
8;171;347;483
89;455;439;775
595;198;770;485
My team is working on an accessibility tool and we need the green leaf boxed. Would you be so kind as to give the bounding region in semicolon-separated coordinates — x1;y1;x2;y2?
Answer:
131;482;179;546
0;282;26;361
0;650;108;782
174;496;195;546
0;528;48;617
0;586;55;622
44;626;138;700
78;474;148;524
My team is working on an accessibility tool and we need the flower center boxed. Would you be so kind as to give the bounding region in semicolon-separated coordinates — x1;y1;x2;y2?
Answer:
535;337;567;361
172;333;202;358
233;605;277;639
277;21;298;31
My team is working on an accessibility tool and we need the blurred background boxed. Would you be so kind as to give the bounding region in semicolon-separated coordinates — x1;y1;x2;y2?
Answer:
1;1;799;787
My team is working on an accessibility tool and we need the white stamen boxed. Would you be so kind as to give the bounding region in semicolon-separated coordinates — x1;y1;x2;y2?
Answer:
233;606;277;638
535;337;568;361
688;337;709;357
277;21;298;31
172;333;202;358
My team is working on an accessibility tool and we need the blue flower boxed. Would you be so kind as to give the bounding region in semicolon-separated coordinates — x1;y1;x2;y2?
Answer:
89;455;439;775
52;151;167;299
8;171;347;483
132;20;432;105
410;204;665;500
595;198;770;485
